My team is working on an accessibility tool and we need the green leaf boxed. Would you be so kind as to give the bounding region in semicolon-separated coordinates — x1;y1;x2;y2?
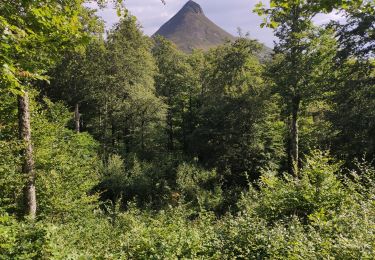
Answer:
270;20;279;29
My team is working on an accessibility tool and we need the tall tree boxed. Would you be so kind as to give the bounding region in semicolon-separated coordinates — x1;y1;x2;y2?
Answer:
45;10;104;133
0;0;120;219
334;0;374;59
153;36;200;153
255;0;338;176
0;1;80;218
191;38;284;186
85;15;166;158
329;0;375;163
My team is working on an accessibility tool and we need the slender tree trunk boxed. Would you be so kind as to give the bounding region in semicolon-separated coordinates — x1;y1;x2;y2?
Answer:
74;103;80;133
18;91;37;219
290;97;300;177
288;6;302;177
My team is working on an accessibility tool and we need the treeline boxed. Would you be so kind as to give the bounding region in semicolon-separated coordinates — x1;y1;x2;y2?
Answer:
0;0;374;258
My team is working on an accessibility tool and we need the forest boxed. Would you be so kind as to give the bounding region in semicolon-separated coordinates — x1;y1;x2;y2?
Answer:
0;0;374;258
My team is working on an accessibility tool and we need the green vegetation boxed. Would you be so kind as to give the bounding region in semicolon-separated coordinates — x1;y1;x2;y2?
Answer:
0;0;374;258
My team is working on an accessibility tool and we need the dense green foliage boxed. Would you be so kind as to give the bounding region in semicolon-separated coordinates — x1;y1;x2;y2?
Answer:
0;0;374;258
1;150;374;258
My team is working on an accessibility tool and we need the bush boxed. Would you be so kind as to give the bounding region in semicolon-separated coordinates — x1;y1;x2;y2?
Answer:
176;163;223;212
0;214;52;260
33;99;100;222
98;155;171;209
240;151;348;223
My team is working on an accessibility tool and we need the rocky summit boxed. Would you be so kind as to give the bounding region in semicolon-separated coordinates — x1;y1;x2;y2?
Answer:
153;1;236;53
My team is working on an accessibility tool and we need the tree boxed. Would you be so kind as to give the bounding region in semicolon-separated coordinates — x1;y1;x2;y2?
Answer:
333;0;374;59
255;0;338;176
329;59;375;163
47;51;88;133
320;0;375;163
1;0;90;219
84;15;166;158
0;0;124;219
329;0;375;163
45;10;104;133
152;36;200;153
191;38;284;187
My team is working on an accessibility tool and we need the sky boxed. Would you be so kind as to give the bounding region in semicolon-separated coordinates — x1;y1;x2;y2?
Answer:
89;0;344;48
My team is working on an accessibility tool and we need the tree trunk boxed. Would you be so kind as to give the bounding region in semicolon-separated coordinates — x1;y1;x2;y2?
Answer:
74;103;80;133
18;91;37;219
290;97;300;177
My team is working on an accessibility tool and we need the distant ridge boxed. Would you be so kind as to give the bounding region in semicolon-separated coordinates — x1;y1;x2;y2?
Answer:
153;1;236;53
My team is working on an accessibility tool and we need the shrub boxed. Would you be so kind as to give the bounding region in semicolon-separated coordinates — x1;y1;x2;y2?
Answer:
245;151;348;223
176;163;223;212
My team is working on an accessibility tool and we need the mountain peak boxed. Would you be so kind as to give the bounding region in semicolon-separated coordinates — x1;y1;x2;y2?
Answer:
181;1;203;15
153;1;235;53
